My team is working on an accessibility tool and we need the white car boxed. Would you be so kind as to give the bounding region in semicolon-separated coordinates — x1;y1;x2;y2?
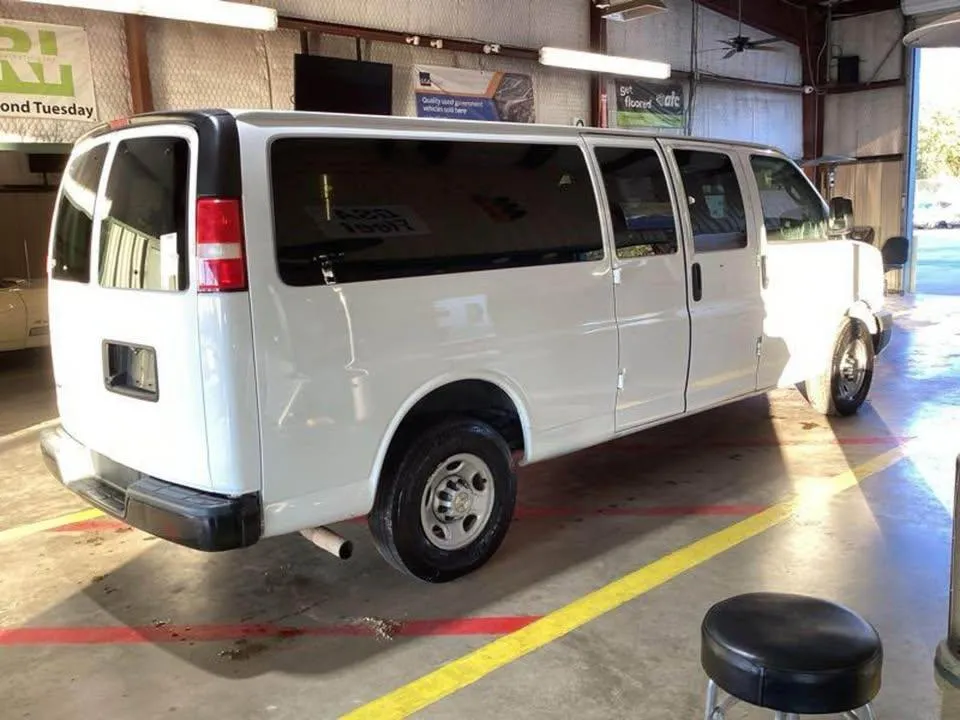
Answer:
40;110;892;582
0;278;49;352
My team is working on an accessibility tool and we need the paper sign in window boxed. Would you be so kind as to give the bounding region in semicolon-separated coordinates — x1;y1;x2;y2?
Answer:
307;205;430;239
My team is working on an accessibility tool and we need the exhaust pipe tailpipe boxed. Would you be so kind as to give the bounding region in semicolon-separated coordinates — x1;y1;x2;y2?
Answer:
300;526;353;560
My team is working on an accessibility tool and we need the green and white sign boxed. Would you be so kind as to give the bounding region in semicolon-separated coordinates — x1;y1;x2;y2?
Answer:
0;19;98;121
615;79;684;129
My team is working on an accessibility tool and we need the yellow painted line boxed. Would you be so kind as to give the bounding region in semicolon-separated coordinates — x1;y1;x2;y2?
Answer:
0;508;105;545
343;446;906;720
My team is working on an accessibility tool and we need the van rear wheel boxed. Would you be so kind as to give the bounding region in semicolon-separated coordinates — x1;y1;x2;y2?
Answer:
369;418;516;582
803;319;875;417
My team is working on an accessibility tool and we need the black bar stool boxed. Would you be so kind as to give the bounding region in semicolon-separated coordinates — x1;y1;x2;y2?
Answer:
701;593;882;719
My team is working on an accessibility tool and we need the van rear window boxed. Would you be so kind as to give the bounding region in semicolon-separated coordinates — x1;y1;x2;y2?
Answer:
51;144;107;283
99;137;190;292
270;138;604;285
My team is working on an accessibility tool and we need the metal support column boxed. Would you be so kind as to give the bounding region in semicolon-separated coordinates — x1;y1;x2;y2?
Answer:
935;457;960;686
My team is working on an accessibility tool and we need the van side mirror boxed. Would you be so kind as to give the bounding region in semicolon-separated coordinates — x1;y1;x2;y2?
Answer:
829;196;853;232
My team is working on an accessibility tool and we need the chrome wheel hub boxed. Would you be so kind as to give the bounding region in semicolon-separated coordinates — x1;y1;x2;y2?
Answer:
838;336;868;401
420;453;495;551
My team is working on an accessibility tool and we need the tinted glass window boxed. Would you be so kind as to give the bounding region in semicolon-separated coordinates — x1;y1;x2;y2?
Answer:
750;155;828;243
99;137;190;291
51;144;107;283
595;147;678;258
674;150;748;253
271;138;603;286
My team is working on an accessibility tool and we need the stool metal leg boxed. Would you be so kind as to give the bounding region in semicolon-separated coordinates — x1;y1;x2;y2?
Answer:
703;680;740;720
703;680;718;720
843;706;876;720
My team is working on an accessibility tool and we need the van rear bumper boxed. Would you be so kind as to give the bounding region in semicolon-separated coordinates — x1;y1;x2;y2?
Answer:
40;426;261;551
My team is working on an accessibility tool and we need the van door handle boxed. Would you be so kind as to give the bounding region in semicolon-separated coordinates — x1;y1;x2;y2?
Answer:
760;254;769;289
692;263;702;302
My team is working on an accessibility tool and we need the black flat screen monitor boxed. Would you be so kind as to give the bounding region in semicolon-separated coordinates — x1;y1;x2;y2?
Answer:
294;54;393;115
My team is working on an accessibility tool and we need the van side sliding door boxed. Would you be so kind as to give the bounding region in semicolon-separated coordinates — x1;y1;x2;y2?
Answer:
662;142;764;412
585;136;691;432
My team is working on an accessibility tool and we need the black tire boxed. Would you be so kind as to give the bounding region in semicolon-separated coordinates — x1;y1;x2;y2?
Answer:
368;418;517;583
803;319;875;416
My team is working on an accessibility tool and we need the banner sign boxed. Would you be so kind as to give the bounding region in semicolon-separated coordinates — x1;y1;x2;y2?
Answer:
414;65;535;123
614;79;684;129
0;19;98;121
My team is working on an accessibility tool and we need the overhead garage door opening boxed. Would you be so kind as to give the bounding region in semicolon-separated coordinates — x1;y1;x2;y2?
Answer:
0;148;64;282
910;46;960;296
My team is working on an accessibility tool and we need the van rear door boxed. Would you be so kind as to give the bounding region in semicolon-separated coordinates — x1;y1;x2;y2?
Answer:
48;125;213;491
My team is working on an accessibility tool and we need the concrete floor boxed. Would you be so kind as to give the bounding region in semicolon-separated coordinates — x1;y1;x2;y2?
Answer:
2;291;960;719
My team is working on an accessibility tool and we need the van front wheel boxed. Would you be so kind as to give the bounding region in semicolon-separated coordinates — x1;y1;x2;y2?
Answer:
369;418;517;582
803;319;875;416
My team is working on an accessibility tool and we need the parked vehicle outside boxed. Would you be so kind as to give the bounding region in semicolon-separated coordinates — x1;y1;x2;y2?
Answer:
0;278;49;352
40;110;892;582
914;199;960;229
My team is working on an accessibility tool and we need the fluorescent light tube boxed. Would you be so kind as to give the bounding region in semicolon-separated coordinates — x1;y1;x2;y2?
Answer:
540;47;670;79
18;0;278;31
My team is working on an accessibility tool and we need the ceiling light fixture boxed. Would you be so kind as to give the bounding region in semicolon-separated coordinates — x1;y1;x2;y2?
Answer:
539;46;670;79
597;0;668;22
18;0;278;31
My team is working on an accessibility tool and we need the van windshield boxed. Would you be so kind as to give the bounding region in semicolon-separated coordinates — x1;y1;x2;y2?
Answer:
750;155;829;243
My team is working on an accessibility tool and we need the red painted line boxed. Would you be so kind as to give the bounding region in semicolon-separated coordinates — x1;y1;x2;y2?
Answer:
513;504;767;519
629;435;913;450
53;518;128;533
0;616;539;646
51;503;763;535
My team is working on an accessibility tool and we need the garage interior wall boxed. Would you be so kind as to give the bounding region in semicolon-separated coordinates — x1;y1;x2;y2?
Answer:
148;0;593;125
0;154;54;279
824;9;908;249
0;0;807;146
607;0;803;157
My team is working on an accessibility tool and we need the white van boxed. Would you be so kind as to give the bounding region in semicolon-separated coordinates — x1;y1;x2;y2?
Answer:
40;110;891;582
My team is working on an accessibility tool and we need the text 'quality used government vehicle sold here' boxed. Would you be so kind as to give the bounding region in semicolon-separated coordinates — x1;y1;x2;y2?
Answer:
40;110;892;583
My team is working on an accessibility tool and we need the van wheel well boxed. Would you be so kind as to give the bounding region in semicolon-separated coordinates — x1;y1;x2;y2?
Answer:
382;381;525;475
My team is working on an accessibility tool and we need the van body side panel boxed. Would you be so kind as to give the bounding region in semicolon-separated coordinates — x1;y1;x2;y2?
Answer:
736;148;886;389
239;124;619;535
196;294;262;495
662;141;765;411
582;135;692;431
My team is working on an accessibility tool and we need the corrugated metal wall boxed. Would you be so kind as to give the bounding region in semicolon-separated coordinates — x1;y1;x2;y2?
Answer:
823;10;909;254
607;0;803;157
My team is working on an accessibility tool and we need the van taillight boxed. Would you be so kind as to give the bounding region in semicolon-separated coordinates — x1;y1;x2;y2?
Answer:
196;198;247;293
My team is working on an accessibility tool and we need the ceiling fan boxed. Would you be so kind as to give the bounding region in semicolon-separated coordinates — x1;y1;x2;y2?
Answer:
709;0;783;59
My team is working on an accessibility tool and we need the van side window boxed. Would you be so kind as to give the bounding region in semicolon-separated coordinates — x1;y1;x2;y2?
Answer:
99;138;190;292
51;144;107;283
673;150;748;253
271;138;604;286
594;147;678;258
750;155;829;243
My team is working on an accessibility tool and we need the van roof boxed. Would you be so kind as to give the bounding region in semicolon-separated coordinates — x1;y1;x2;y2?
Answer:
81;108;784;156
230;109;781;153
